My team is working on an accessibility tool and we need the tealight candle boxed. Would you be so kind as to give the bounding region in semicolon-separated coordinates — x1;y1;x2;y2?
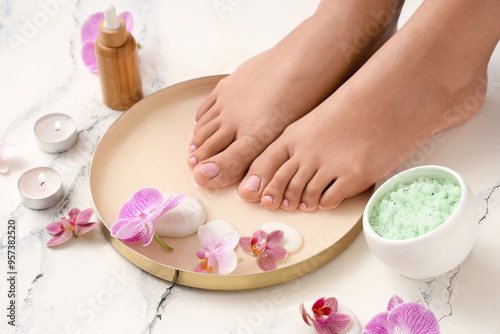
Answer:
18;167;64;209
34;113;78;153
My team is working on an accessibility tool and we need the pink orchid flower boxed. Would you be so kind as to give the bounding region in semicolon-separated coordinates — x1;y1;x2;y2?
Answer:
0;142;15;174
239;230;287;271
46;208;98;246
194;224;240;275
110;188;184;250
81;11;134;72
363;295;440;334
300;297;352;334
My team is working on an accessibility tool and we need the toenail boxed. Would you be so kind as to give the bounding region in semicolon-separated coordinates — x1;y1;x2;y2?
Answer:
281;199;290;208
188;156;198;166
189;144;197;152
263;195;274;204
197;163;220;180
241;175;261;192
299;202;307;210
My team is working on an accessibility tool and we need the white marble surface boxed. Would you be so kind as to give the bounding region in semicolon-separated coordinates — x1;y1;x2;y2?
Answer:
1;0;499;333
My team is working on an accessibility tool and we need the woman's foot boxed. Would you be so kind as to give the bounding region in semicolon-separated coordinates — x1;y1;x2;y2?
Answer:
188;0;404;188
238;0;500;210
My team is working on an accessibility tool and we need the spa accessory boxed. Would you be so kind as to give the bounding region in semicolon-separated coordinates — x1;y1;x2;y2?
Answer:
260;221;303;253
34;113;78;153
363;165;477;279
95;4;142;111
18;167;64;209
155;194;207;238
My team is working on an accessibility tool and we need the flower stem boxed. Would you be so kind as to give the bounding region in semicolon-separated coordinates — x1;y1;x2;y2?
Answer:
154;232;173;252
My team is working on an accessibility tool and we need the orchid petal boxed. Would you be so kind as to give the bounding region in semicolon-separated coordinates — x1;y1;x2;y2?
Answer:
60;217;74;231
113;218;144;240
253;229;268;241
110;218;130;236
118;188;163;219
265;244;287;260
387;303;440;334
148;194;185;222
312;298;326;311
312;321;337;334
67;208;81;218
74;222;99;235
214;248;238;275
239;237;253;255
325;313;352;333
267;230;284;245
118;11;134;33
387;295;404;311
194;260;212;273
81;41;98;72
47;230;73;246
81;12;104;43
0;142;15;160
300;303;313;326
142;224;156;246
198;224;221;250
46;222;62;234
363;312;391;334
76;208;94;225
324;297;339;313
216;230;240;251
257;253;276;271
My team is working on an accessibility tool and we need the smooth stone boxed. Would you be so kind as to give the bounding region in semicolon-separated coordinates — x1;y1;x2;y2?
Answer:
155;194;206;238
260;221;303;253
203;220;236;239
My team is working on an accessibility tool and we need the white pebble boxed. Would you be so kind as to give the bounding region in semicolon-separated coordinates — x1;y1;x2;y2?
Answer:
204;220;236;239
155;194;206;238
260;221;303;253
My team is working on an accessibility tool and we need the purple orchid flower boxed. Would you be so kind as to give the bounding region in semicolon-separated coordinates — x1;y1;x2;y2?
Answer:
110;188;184;250
239;230;287;271
363;295;440;334
300;297;352;334
81;11;134;72
46;208;98;246
194;224;240;275
0;142;15;174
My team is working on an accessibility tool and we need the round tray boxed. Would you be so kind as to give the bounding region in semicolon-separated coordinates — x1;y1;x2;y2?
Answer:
90;75;371;290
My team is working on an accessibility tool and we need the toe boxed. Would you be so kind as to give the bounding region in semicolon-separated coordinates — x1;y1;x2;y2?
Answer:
187;127;234;168
238;139;290;202
190;118;221;150
279;162;317;210
300;169;336;211
195;92;217;121
193;135;266;188
261;159;300;209
318;175;373;210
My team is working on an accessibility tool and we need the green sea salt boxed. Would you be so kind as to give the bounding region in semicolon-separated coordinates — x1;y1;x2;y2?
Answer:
370;176;461;240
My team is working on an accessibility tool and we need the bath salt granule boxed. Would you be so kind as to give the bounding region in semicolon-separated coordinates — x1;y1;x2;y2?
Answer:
369;176;461;240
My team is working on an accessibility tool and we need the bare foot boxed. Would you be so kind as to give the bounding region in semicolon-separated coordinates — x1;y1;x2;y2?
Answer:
238;0;500;210
188;0;403;188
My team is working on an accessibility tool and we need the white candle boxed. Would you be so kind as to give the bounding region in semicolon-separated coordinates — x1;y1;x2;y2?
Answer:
34;113;78;153
18;167;64;209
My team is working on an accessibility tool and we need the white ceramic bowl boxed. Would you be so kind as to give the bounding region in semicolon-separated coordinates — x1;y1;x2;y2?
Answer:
363;165;477;279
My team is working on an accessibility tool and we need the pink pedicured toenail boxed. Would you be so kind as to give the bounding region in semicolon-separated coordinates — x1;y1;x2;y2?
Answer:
197;163;220;180
281;199;290;208
263;195;274;204
241;175;261;192
299;202;307;210
189;144;197;153
188;156;198;166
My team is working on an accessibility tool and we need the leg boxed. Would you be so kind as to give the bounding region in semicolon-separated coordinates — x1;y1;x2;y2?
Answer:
239;0;500;210
188;0;404;188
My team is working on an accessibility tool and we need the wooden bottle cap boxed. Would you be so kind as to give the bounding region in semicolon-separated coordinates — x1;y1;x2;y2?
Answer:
98;18;127;48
